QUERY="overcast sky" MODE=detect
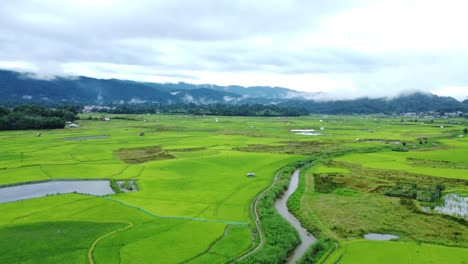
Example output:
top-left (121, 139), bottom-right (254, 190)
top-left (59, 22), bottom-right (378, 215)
top-left (0, 0), bottom-right (467, 100)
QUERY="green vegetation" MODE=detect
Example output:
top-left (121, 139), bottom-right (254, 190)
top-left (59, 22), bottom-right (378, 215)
top-left (0, 114), bottom-right (303, 263)
top-left (114, 146), bottom-right (175, 164)
top-left (297, 238), bottom-right (336, 264)
top-left (0, 113), bottom-right (466, 263)
top-left (385, 182), bottom-right (445, 202)
top-left (109, 179), bottom-right (122, 194)
top-left (104, 103), bottom-right (307, 117)
top-left (0, 221), bottom-right (126, 264)
top-left (0, 105), bottom-right (79, 130)
top-left (337, 240), bottom-right (468, 264)
top-left (238, 162), bottom-right (306, 264)
top-left (120, 179), bottom-right (135, 191)
top-left (286, 117), bottom-right (468, 263)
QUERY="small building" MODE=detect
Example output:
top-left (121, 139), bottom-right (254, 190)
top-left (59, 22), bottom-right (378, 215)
top-left (69, 124), bottom-right (80, 128)
top-left (99, 116), bottom-right (110, 121)
top-left (247, 172), bottom-right (256, 177)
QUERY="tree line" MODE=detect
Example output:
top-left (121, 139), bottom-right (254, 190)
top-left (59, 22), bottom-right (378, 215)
top-left (98, 103), bottom-right (308, 117)
top-left (279, 92), bottom-right (468, 114)
top-left (0, 105), bottom-right (79, 130)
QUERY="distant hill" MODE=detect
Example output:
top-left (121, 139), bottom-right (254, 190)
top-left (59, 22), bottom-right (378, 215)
top-left (279, 92), bottom-right (467, 114)
top-left (0, 69), bottom-right (466, 114)
top-left (0, 71), bottom-right (176, 105)
top-left (0, 70), bottom-right (311, 105)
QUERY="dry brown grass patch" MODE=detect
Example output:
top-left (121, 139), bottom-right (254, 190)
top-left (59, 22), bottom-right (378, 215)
top-left (114, 146), bottom-right (175, 164)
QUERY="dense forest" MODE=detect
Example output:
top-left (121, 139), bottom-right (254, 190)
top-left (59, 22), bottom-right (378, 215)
top-left (97, 103), bottom-right (307, 117)
top-left (279, 93), bottom-right (468, 114)
top-left (0, 105), bottom-right (79, 130)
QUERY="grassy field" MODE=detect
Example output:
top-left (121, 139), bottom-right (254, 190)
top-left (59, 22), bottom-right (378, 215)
top-left (287, 117), bottom-right (468, 263)
top-left (0, 221), bottom-right (126, 264)
top-left (0, 114), bottom-right (466, 263)
top-left (0, 114), bottom-right (305, 263)
top-left (335, 240), bottom-right (468, 264)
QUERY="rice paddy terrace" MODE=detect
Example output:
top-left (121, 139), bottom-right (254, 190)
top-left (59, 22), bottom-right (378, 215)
top-left (0, 114), bottom-right (466, 263)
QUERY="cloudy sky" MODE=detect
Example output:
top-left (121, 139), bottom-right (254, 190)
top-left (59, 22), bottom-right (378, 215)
top-left (1, 0), bottom-right (467, 100)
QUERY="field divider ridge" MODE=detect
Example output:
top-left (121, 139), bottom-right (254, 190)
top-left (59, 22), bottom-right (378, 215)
top-left (103, 196), bottom-right (249, 226)
top-left (87, 221), bottom-right (134, 264)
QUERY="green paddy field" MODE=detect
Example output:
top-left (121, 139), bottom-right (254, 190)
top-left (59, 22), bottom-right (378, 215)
top-left (0, 114), bottom-right (466, 263)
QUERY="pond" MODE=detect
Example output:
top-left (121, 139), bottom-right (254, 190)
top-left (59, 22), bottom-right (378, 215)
top-left (290, 129), bottom-right (322, 136)
top-left (62, 135), bottom-right (108, 140)
top-left (422, 193), bottom-right (468, 219)
top-left (364, 233), bottom-right (400, 240)
top-left (0, 180), bottom-right (114, 203)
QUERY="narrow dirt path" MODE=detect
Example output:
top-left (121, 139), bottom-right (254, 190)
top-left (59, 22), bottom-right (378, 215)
top-left (87, 221), bottom-right (134, 264)
top-left (235, 170), bottom-right (281, 261)
top-left (180, 225), bottom-right (231, 263)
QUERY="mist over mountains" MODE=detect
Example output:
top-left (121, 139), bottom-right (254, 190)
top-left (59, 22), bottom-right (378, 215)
top-left (0, 70), bottom-right (466, 114)
top-left (0, 70), bottom-right (311, 105)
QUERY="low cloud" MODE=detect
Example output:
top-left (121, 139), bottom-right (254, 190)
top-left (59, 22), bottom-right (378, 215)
top-left (0, 0), bottom-right (467, 100)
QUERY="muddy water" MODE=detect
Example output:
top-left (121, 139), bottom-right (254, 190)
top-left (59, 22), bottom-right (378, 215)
top-left (423, 193), bottom-right (468, 219)
top-left (275, 169), bottom-right (317, 263)
top-left (0, 180), bottom-right (114, 203)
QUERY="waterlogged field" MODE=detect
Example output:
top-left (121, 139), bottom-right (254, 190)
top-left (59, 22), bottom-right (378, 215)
top-left (0, 114), bottom-right (466, 263)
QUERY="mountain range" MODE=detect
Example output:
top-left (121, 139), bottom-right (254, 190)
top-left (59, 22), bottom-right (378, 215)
top-left (0, 70), bottom-right (310, 105)
top-left (0, 69), bottom-right (466, 114)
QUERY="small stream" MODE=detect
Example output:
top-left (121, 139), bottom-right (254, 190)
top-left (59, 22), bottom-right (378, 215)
top-left (275, 169), bottom-right (317, 263)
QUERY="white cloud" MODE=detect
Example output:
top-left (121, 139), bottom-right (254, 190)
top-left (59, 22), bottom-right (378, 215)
top-left (0, 0), bottom-right (467, 100)
top-left (432, 86), bottom-right (468, 101)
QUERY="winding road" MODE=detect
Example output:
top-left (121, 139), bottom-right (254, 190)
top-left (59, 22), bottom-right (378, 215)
top-left (275, 169), bottom-right (317, 263)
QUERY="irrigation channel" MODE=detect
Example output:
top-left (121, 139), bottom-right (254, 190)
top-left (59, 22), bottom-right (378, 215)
top-left (238, 168), bottom-right (317, 263)
top-left (275, 169), bottom-right (317, 263)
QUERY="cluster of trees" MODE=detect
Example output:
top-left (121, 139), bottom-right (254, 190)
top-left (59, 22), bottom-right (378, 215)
top-left (98, 103), bottom-right (307, 117)
top-left (385, 183), bottom-right (445, 202)
top-left (280, 92), bottom-right (468, 114)
top-left (0, 105), bottom-right (79, 130)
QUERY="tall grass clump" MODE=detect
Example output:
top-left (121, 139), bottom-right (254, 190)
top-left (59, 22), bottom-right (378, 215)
top-left (297, 238), bottom-right (336, 264)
